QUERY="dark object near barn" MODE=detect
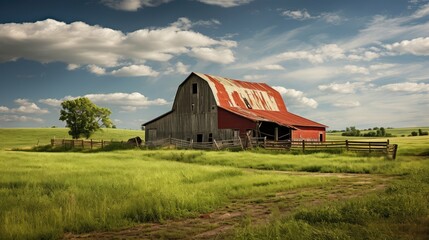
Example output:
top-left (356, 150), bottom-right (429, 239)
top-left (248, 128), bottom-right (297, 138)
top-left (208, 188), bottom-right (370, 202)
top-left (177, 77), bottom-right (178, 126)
top-left (127, 136), bottom-right (142, 146)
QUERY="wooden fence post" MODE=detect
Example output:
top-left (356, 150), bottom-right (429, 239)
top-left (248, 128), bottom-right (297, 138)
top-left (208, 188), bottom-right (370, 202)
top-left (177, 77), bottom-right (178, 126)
top-left (81, 139), bottom-right (84, 148)
top-left (263, 137), bottom-right (267, 148)
top-left (101, 140), bottom-right (104, 149)
top-left (51, 139), bottom-right (54, 147)
top-left (346, 140), bottom-right (349, 151)
top-left (302, 140), bottom-right (305, 153)
top-left (90, 139), bottom-right (93, 149)
top-left (213, 139), bottom-right (220, 150)
top-left (238, 137), bottom-right (244, 150)
top-left (189, 139), bottom-right (193, 149)
top-left (392, 144), bottom-right (398, 160)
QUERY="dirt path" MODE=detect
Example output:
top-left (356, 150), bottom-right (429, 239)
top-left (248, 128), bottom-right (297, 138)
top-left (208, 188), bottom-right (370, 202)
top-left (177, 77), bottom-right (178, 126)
top-left (64, 172), bottom-right (393, 240)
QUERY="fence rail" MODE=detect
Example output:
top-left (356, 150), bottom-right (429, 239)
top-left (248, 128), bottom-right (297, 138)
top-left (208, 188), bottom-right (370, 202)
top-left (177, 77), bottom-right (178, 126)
top-left (255, 138), bottom-right (398, 159)
top-left (51, 138), bottom-right (127, 149)
top-left (145, 137), bottom-right (244, 150)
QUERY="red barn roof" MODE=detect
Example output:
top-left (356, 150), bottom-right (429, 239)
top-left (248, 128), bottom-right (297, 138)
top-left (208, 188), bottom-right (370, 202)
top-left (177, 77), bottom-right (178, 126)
top-left (194, 72), bottom-right (326, 129)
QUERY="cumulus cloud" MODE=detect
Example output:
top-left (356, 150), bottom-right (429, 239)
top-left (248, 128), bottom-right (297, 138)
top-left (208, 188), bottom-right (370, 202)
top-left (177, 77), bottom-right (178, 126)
top-left (196, 0), bottom-right (253, 7)
top-left (0, 18), bottom-right (236, 76)
top-left (101, 0), bottom-right (173, 11)
top-left (379, 82), bottom-right (429, 93)
top-left (0, 115), bottom-right (44, 123)
top-left (1, 99), bottom-right (49, 114)
top-left (111, 65), bottom-right (159, 77)
top-left (282, 10), bottom-right (312, 20)
top-left (333, 101), bottom-right (361, 108)
top-left (385, 37), bottom-right (429, 56)
top-left (175, 62), bottom-right (189, 75)
top-left (273, 86), bottom-right (318, 108)
top-left (344, 65), bottom-right (369, 75)
top-left (39, 92), bottom-right (169, 108)
top-left (318, 82), bottom-right (363, 94)
top-left (190, 47), bottom-right (235, 64)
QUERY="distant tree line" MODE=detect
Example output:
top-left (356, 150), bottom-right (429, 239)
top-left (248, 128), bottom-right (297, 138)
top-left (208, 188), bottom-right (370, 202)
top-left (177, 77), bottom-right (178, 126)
top-left (411, 129), bottom-right (428, 136)
top-left (341, 126), bottom-right (394, 137)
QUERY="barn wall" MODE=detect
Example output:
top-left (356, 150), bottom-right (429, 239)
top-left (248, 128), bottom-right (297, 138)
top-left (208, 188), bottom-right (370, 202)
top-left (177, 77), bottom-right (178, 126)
top-left (146, 75), bottom-right (225, 142)
top-left (218, 108), bottom-right (256, 137)
top-left (292, 126), bottom-right (326, 142)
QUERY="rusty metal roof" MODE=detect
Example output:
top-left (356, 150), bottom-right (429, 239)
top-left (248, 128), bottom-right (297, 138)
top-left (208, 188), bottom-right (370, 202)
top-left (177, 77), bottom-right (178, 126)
top-left (194, 72), bottom-right (326, 128)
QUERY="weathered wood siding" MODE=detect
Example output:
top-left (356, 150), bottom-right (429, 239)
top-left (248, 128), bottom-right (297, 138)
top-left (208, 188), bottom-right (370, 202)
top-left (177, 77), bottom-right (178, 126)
top-left (145, 75), bottom-right (233, 141)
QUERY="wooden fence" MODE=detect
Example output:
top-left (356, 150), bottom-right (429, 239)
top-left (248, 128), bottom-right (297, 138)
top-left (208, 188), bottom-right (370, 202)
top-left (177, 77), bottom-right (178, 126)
top-left (51, 138), bottom-right (127, 149)
top-left (145, 137), bottom-right (244, 150)
top-left (252, 137), bottom-right (398, 159)
top-left (51, 137), bottom-right (398, 159)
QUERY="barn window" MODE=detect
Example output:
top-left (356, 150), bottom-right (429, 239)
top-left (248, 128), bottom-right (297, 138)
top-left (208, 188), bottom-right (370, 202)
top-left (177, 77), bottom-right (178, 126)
top-left (192, 83), bottom-right (198, 94)
top-left (233, 130), bottom-right (240, 138)
top-left (208, 133), bottom-right (213, 142)
top-left (243, 98), bottom-right (252, 109)
top-left (197, 134), bottom-right (203, 142)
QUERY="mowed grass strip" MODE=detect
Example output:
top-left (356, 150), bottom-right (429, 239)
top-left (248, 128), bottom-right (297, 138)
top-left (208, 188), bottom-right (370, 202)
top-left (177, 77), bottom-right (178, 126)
top-left (0, 150), bottom-right (332, 240)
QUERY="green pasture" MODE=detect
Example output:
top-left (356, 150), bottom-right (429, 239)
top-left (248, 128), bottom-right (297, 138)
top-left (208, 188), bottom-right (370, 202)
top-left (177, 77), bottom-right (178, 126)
top-left (0, 128), bottom-right (144, 150)
top-left (0, 127), bottom-right (428, 239)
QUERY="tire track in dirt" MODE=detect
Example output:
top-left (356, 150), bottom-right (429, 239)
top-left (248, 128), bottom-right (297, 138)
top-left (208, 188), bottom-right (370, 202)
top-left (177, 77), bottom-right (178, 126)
top-left (64, 172), bottom-right (394, 240)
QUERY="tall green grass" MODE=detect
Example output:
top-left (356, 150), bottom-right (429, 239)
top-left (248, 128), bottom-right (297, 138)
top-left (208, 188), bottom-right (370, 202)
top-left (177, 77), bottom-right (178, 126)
top-left (0, 150), bottom-right (331, 239)
top-left (231, 164), bottom-right (429, 240)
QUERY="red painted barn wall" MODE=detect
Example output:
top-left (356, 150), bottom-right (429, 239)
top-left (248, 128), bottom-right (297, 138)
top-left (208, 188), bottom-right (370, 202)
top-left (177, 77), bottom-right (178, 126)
top-left (218, 108), bottom-right (256, 134)
top-left (292, 126), bottom-right (326, 141)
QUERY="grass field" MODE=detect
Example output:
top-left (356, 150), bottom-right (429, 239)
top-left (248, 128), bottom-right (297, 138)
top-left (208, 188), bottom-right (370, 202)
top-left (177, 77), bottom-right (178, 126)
top-left (0, 128), bottom-right (144, 150)
top-left (0, 127), bottom-right (428, 239)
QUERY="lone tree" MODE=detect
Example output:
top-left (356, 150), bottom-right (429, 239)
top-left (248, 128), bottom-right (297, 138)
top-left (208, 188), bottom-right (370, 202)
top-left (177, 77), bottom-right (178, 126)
top-left (59, 97), bottom-right (112, 139)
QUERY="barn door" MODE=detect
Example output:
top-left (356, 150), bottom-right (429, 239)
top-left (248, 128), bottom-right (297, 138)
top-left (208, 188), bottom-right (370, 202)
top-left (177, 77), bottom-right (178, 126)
top-left (148, 129), bottom-right (157, 140)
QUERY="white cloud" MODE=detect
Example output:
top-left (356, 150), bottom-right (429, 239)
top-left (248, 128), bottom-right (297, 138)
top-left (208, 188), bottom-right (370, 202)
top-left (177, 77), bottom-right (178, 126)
top-left (282, 66), bottom-right (341, 82)
top-left (87, 65), bottom-right (106, 75)
top-left (196, 0), bottom-right (253, 7)
top-left (0, 18), bottom-right (236, 76)
top-left (39, 92), bottom-right (169, 108)
top-left (282, 9), bottom-right (343, 24)
top-left (255, 64), bottom-right (285, 70)
top-left (175, 62), bottom-right (189, 75)
top-left (412, 3), bottom-right (429, 18)
top-left (243, 74), bottom-right (266, 80)
top-left (344, 65), bottom-right (369, 75)
top-left (342, 4), bottom-right (429, 50)
top-left (101, 0), bottom-right (173, 11)
top-left (0, 115), bottom-right (44, 123)
top-left (0, 106), bottom-right (9, 112)
top-left (38, 98), bottom-right (63, 107)
top-left (385, 37), bottom-right (429, 56)
top-left (320, 13), bottom-right (343, 24)
top-left (120, 106), bottom-right (138, 112)
top-left (111, 65), bottom-right (159, 77)
top-left (1, 99), bottom-right (49, 114)
top-left (273, 86), bottom-right (318, 108)
top-left (333, 101), bottom-right (361, 108)
top-left (67, 64), bottom-right (80, 70)
top-left (190, 47), bottom-right (235, 64)
top-left (380, 82), bottom-right (429, 93)
top-left (282, 10), bottom-right (312, 20)
top-left (318, 82), bottom-right (363, 94)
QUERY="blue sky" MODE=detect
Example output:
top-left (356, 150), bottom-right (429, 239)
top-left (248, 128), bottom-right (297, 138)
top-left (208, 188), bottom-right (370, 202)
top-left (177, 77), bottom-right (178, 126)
top-left (0, 0), bottom-right (428, 130)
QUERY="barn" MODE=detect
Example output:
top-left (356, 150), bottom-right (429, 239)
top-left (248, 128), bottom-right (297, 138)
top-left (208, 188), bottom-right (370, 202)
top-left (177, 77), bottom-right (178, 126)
top-left (143, 72), bottom-right (326, 143)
